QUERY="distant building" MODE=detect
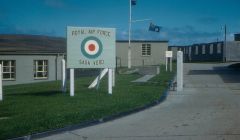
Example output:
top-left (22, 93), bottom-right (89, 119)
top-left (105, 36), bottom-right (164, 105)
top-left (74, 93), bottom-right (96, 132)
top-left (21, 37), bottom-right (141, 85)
top-left (170, 40), bottom-right (240, 62)
top-left (168, 45), bottom-right (186, 61)
top-left (226, 41), bottom-right (240, 61)
top-left (235, 34), bottom-right (240, 41)
top-left (116, 40), bottom-right (168, 67)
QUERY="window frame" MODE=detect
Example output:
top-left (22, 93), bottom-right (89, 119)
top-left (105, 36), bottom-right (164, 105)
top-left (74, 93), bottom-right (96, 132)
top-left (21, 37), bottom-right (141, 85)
top-left (0, 60), bottom-right (16, 81)
top-left (195, 46), bottom-right (198, 55)
top-left (33, 60), bottom-right (48, 80)
top-left (202, 45), bottom-right (206, 54)
top-left (210, 44), bottom-right (214, 54)
top-left (142, 44), bottom-right (151, 56)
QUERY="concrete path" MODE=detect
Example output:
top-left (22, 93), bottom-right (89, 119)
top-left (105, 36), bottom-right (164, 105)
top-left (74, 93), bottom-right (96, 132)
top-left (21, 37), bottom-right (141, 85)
top-left (38, 63), bottom-right (240, 140)
top-left (132, 75), bottom-right (156, 83)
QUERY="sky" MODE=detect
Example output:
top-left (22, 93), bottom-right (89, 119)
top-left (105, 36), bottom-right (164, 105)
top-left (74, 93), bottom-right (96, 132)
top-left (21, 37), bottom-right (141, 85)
top-left (0, 0), bottom-right (240, 45)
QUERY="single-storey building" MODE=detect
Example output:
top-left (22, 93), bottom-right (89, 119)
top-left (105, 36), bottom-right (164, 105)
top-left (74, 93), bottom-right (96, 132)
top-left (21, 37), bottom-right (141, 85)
top-left (0, 35), bottom-right (168, 85)
top-left (169, 38), bottom-right (240, 62)
top-left (116, 40), bottom-right (168, 67)
top-left (169, 42), bottom-right (224, 62)
top-left (188, 42), bottom-right (224, 62)
top-left (168, 45), bottom-right (184, 61)
top-left (235, 33), bottom-right (240, 41)
top-left (0, 35), bottom-right (65, 85)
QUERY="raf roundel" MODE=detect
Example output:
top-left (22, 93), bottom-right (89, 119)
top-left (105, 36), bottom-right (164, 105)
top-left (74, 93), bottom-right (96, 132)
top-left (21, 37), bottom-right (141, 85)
top-left (81, 36), bottom-right (103, 59)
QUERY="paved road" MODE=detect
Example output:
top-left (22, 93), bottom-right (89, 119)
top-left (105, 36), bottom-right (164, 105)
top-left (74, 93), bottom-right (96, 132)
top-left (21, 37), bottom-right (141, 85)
top-left (39, 63), bottom-right (240, 140)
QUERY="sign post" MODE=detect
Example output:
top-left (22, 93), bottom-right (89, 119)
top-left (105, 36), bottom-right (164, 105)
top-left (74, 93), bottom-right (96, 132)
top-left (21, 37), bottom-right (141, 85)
top-left (61, 59), bottom-right (66, 93)
top-left (112, 68), bottom-right (115, 87)
top-left (165, 51), bottom-right (173, 72)
top-left (108, 69), bottom-right (113, 94)
top-left (70, 69), bottom-right (74, 96)
top-left (67, 27), bottom-right (116, 96)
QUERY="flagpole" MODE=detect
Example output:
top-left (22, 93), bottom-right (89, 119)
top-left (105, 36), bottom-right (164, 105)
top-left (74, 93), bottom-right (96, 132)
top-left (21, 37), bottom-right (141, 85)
top-left (128, 0), bottom-right (132, 69)
top-left (127, 0), bottom-right (156, 69)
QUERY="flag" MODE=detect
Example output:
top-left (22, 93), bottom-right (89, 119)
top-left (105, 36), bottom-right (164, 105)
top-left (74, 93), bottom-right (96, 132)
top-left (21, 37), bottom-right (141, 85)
top-left (131, 0), bottom-right (136, 6)
top-left (149, 23), bottom-right (161, 32)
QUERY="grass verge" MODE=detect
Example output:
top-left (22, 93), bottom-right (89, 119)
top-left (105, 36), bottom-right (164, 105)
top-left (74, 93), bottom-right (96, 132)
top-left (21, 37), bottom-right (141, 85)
top-left (0, 65), bottom-right (175, 139)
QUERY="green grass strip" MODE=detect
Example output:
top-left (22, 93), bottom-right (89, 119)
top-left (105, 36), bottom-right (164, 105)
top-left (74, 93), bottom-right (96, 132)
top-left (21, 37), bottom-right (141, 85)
top-left (0, 65), bottom-right (175, 139)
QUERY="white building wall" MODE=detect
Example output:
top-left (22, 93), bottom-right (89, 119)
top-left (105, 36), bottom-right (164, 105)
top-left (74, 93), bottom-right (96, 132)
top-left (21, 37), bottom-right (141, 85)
top-left (0, 54), bottom-right (64, 85)
top-left (116, 41), bottom-right (168, 67)
top-left (226, 41), bottom-right (240, 61)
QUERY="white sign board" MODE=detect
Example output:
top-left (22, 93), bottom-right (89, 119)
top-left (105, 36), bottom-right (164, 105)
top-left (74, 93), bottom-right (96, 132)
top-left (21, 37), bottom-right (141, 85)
top-left (67, 27), bottom-right (116, 68)
top-left (165, 51), bottom-right (173, 58)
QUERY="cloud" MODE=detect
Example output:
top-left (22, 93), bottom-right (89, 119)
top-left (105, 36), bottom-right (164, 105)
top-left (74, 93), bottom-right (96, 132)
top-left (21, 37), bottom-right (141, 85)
top-left (0, 23), bottom-right (22, 34)
top-left (0, 22), bottom-right (59, 37)
top-left (117, 25), bottom-right (223, 45)
top-left (197, 17), bottom-right (219, 25)
top-left (117, 27), bottom-right (166, 41)
top-left (117, 29), bottom-right (128, 40)
top-left (160, 26), bottom-right (222, 45)
top-left (24, 29), bottom-right (57, 36)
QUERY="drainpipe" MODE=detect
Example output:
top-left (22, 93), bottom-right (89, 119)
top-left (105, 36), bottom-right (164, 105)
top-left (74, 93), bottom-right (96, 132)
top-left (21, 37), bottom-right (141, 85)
top-left (55, 54), bottom-right (58, 81)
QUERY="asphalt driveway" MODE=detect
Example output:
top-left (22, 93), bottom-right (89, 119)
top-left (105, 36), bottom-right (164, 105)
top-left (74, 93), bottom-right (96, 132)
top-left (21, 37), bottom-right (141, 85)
top-left (38, 63), bottom-right (240, 140)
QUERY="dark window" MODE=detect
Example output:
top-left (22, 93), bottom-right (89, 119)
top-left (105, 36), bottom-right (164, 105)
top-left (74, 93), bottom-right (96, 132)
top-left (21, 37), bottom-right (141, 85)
top-left (142, 44), bottom-right (151, 56)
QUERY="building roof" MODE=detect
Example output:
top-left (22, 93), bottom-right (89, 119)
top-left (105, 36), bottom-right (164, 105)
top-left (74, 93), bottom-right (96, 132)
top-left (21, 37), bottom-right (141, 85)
top-left (0, 35), bottom-right (168, 54)
top-left (169, 45), bottom-right (187, 48)
top-left (169, 41), bottom-right (224, 48)
top-left (117, 40), bottom-right (168, 43)
top-left (0, 34), bottom-right (66, 54)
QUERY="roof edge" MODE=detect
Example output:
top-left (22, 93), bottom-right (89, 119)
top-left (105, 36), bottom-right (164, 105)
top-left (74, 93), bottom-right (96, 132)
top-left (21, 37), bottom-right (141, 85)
top-left (117, 40), bottom-right (168, 43)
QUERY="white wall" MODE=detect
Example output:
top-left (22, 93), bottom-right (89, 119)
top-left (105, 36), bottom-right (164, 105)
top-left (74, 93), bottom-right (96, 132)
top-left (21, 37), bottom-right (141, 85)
top-left (0, 54), bottom-right (64, 85)
top-left (116, 41), bottom-right (168, 67)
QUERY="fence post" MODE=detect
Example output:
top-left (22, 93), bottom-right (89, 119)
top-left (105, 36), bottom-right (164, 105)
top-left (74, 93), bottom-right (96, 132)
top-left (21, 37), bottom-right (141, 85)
top-left (170, 57), bottom-right (172, 72)
top-left (157, 66), bottom-right (160, 75)
top-left (177, 51), bottom-right (183, 91)
top-left (165, 57), bottom-right (168, 71)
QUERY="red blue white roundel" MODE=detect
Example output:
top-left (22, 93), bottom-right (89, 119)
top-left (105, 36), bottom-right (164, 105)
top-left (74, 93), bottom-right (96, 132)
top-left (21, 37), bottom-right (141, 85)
top-left (81, 36), bottom-right (103, 59)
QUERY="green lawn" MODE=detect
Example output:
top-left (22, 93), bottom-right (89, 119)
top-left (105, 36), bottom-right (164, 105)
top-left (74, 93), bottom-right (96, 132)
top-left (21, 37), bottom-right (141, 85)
top-left (0, 65), bottom-right (175, 139)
